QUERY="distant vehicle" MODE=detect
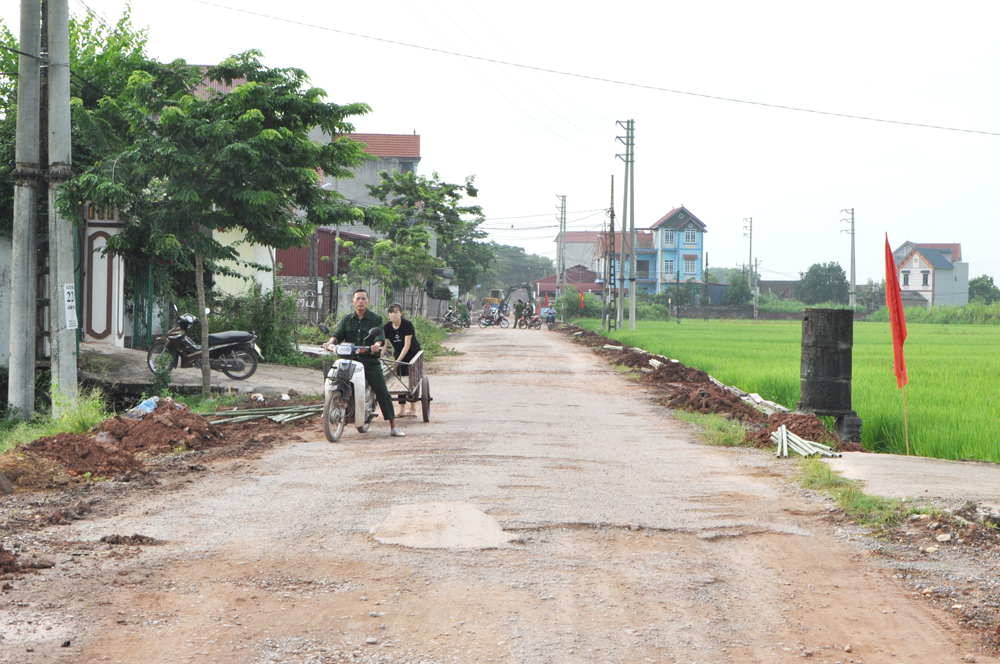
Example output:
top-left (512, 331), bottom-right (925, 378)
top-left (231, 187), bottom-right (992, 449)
top-left (482, 288), bottom-right (504, 310)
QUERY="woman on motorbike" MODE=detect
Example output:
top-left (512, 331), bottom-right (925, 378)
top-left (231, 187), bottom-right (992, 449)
top-left (384, 303), bottom-right (422, 418)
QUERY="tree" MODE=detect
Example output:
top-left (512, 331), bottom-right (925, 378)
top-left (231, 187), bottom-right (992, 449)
top-left (71, 50), bottom-right (373, 396)
top-left (969, 275), bottom-right (1000, 304)
top-left (475, 244), bottom-right (553, 295)
top-left (723, 273), bottom-right (751, 305)
top-left (797, 262), bottom-right (849, 305)
top-left (365, 170), bottom-right (492, 295)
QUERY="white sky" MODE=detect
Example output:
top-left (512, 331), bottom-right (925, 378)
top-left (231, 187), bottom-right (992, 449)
top-left (4, 0), bottom-right (999, 283)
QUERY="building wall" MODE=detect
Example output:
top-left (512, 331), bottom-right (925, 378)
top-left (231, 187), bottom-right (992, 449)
top-left (0, 236), bottom-right (11, 367)
top-left (82, 225), bottom-right (126, 347)
top-left (213, 228), bottom-right (275, 297)
top-left (935, 261), bottom-right (969, 306)
top-left (562, 241), bottom-right (600, 272)
top-left (654, 227), bottom-right (704, 293)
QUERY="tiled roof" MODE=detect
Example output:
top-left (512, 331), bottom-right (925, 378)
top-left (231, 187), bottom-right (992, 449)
top-left (914, 248), bottom-right (954, 270)
top-left (916, 243), bottom-right (962, 262)
top-left (650, 206), bottom-right (707, 231)
top-left (346, 133), bottom-right (421, 159)
top-left (191, 66), bottom-right (247, 99)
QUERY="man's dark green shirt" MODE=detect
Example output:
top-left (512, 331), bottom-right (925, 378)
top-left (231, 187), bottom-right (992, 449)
top-left (333, 309), bottom-right (386, 363)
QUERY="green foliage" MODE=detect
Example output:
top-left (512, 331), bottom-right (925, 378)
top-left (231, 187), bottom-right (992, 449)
top-left (475, 244), bottom-right (554, 296)
top-left (578, 318), bottom-right (1000, 464)
top-left (798, 262), bottom-right (849, 305)
top-left (865, 302), bottom-right (1000, 324)
top-left (723, 273), bottom-right (751, 305)
top-left (672, 411), bottom-right (750, 447)
top-left (150, 349), bottom-right (174, 396)
top-left (410, 316), bottom-right (454, 360)
top-left (969, 275), bottom-right (1000, 305)
top-left (364, 170), bottom-right (491, 294)
top-left (170, 392), bottom-right (243, 413)
top-left (0, 387), bottom-right (110, 454)
top-left (555, 286), bottom-right (601, 318)
top-left (798, 459), bottom-right (906, 528)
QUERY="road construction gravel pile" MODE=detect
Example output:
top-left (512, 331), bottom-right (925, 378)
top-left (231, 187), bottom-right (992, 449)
top-left (24, 434), bottom-right (143, 478)
top-left (98, 399), bottom-right (224, 454)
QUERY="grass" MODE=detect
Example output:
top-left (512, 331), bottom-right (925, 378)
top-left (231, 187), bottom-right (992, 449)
top-left (578, 318), bottom-right (1000, 463)
top-left (0, 387), bottom-right (111, 454)
top-left (672, 410), bottom-right (749, 447)
top-left (798, 458), bottom-right (908, 528)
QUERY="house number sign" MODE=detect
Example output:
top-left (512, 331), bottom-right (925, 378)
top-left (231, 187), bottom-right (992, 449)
top-left (63, 283), bottom-right (79, 331)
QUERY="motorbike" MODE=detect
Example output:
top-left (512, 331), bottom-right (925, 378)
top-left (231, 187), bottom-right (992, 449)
top-left (478, 310), bottom-right (509, 328)
top-left (318, 324), bottom-right (380, 442)
top-left (544, 310), bottom-right (557, 330)
top-left (517, 312), bottom-right (542, 330)
top-left (147, 309), bottom-right (262, 380)
top-left (443, 307), bottom-right (471, 328)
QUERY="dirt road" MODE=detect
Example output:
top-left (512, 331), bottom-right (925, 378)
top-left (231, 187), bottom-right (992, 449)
top-left (1, 327), bottom-right (981, 663)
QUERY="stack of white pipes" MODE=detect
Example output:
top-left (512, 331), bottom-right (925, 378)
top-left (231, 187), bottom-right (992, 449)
top-left (772, 424), bottom-right (842, 458)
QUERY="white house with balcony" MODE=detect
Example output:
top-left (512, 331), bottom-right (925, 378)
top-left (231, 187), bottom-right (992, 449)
top-left (893, 242), bottom-right (968, 307)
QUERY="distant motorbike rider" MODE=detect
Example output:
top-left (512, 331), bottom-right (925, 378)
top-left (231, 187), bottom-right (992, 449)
top-left (323, 289), bottom-right (404, 437)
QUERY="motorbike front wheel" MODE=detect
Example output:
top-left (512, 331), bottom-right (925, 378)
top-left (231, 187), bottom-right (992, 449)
top-left (531, 319), bottom-right (542, 330)
top-left (499, 318), bottom-right (509, 329)
top-left (516, 319), bottom-right (526, 329)
top-left (478, 318), bottom-right (488, 328)
top-left (220, 345), bottom-right (258, 380)
top-left (357, 385), bottom-right (375, 433)
top-left (146, 341), bottom-right (178, 374)
top-left (324, 393), bottom-right (348, 442)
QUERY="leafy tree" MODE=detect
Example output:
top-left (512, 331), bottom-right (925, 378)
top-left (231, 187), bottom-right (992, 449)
top-left (71, 50), bottom-right (373, 396)
top-left (797, 262), bottom-right (849, 305)
top-left (475, 243), bottom-right (553, 295)
top-left (723, 273), bottom-right (752, 305)
top-left (366, 170), bottom-right (491, 294)
top-left (969, 275), bottom-right (1000, 304)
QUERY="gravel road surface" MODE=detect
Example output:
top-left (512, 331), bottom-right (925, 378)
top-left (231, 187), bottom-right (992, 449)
top-left (2, 327), bottom-right (981, 663)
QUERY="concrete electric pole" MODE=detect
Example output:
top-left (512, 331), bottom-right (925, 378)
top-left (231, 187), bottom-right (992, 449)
top-left (842, 208), bottom-right (856, 310)
top-left (46, 0), bottom-right (78, 417)
top-left (556, 194), bottom-right (566, 298)
top-left (8, 0), bottom-right (42, 418)
top-left (615, 119), bottom-right (634, 330)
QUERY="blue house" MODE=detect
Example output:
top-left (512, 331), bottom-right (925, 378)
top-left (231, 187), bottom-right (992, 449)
top-left (648, 206), bottom-right (707, 293)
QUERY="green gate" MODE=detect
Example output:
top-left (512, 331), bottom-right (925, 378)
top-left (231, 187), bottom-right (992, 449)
top-left (131, 263), bottom-right (154, 350)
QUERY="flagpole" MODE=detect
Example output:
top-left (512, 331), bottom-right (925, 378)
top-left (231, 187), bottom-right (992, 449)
top-left (902, 384), bottom-right (910, 456)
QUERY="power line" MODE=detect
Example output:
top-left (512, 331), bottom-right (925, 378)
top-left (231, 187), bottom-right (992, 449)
top-left (191, 0), bottom-right (1000, 138)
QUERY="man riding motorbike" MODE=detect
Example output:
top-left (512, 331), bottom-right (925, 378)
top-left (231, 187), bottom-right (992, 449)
top-left (323, 289), bottom-right (404, 437)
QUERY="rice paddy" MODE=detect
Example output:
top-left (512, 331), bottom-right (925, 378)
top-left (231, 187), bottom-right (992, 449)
top-left (579, 318), bottom-right (1000, 463)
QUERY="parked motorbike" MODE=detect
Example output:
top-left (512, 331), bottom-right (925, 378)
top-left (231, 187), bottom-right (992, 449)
top-left (146, 309), bottom-right (262, 380)
top-left (478, 310), bottom-right (509, 328)
top-left (443, 307), bottom-right (471, 328)
top-left (318, 324), bottom-right (380, 442)
top-left (517, 312), bottom-right (542, 330)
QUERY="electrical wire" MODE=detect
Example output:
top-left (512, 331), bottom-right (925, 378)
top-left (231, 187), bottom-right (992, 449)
top-left (190, 0), bottom-right (1000, 138)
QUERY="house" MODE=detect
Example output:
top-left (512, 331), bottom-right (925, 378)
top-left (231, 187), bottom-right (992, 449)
top-left (583, 206), bottom-right (708, 297)
top-left (532, 265), bottom-right (604, 303)
top-left (758, 280), bottom-right (797, 301)
top-left (893, 242), bottom-right (969, 307)
top-left (553, 231), bottom-right (605, 273)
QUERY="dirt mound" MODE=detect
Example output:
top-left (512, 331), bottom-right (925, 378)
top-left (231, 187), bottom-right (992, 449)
top-left (25, 434), bottom-right (141, 478)
top-left (0, 449), bottom-right (69, 488)
top-left (100, 533), bottom-right (164, 546)
top-left (745, 412), bottom-right (841, 448)
top-left (98, 399), bottom-right (224, 455)
top-left (0, 545), bottom-right (20, 576)
top-left (661, 384), bottom-right (768, 424)
top-left (645, 361), bottom-right (712, 385)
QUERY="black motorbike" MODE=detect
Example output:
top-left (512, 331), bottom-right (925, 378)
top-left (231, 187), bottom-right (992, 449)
top-left (147, 310), bottom-right (263, 380)
top-left (478, 310), bottom-right (509, 328)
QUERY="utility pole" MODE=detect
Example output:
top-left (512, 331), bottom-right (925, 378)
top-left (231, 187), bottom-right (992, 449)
top-left (615, 119), bottom-right (634, 329)
top-left (8, 0), bottom-right (42, 418)
top-left (603, 175), bottom-right (614, 329)
top-left (753, 258), bottom-right (760, 321)
top-left (842, 208), bottom-right (856, 310)
top-left (46, 0), bottom-right (77, 417)
top-left (555, 194), bottom-right (566, 298)
top-left (743, 217), bottom-right (753, 291)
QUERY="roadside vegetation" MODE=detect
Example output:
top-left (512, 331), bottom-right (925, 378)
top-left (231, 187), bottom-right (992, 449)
top-left (0, 388), bottom-right (110, 455)
top-left (577, 318), bottom-right (1000, 464)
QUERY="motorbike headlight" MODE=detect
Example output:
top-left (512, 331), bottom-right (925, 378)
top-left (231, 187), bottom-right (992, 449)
top-left (336, 344), bottom-right (353, 357)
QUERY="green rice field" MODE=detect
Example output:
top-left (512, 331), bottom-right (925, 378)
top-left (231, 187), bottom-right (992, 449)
top-left (578, 319), bottom-right (1000, 463)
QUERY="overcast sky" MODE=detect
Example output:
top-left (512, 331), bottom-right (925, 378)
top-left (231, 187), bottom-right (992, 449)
top-left (4, 0), bottom-right (999, 284)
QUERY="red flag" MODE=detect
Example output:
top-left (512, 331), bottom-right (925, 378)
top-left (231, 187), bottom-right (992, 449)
top-left (544, 293), bottom-right (548, 306)
top-left (884, 234), bottom-right (908, 388)
top-left (580, 290), bottom-right (585, 309)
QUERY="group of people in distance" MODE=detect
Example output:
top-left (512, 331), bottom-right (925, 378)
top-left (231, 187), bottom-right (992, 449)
top-left (322, 289), bottom-right (423, 438)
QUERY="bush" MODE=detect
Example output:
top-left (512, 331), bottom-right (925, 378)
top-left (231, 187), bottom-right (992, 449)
top-left (0, 387), bottom-right (111, 454)
top-left (556, 286), bottom-right (602, 319)
top-left (174, 285), bottom-right (301, 363)
top-left (865, 302), bottom-right (1000, 325)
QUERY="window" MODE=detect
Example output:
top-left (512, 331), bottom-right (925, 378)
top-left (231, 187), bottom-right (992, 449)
top-left (663, 229), bottom-right (674, 245)
top-left (922, 272), bottom-right (929, 286)
top-left (664, 259), bottom-right (674, 276)
top-left (685, 229), bottom-right (697, 244)
top-left (635, 260), bottom-right (650, 279)
top-left (684, 258), bottom-right (696, 273)
top-left (902, 272), bottom-right (909, 286)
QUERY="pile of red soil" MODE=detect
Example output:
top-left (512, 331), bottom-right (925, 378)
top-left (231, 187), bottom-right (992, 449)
top-left (24, 434), bottom-right (142, 477)
top-left (660, 383), bottom-right (769, 424)
top-left (100, 533), bottom-right (163, 546)
top-left (0, 545), bottom-right (20, 576)
top-left (98, 400), bottom-right (224, 455)
top-left (745, 412), bottom-right (842, 448)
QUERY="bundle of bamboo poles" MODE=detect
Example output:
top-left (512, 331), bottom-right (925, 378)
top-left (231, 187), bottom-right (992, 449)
top-left (772, 424), bottom-right (841, 458)
top-left (208, 404), bottom-right (323, 425)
